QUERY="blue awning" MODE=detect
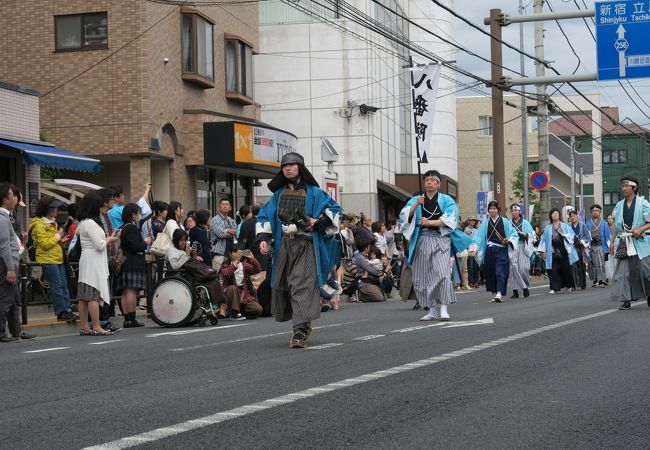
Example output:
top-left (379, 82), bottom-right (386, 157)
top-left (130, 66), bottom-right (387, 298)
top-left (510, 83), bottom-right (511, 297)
top-left (0, 139), bottom-right (102, 175)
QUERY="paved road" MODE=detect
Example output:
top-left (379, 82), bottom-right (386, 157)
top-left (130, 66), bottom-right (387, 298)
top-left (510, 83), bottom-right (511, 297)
top-left (3, 281), bottom-right (650, 449)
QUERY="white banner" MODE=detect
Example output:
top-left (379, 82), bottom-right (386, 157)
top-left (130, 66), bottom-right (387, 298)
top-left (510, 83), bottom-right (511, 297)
top-left (410, 64), bottom-right (441, 161)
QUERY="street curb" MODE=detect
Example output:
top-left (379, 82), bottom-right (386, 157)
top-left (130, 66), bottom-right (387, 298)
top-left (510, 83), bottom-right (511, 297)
top-left (22, 312), bottom-right (155, 338)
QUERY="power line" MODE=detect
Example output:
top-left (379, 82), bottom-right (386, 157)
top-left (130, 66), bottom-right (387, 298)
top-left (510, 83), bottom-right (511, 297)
top-left (546, 0), bottom-right (581, 74)
top-left (429, 0), bottom-right (552, 69)
top-left (368, 0), bottom-right (524, 76)
top-left (458, 114), bottom-right (521, 132)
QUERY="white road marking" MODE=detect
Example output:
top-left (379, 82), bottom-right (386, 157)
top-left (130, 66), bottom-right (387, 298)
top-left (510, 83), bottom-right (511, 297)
top-left (390, 318), bottom-right (494, 334)
top-left (390, 322), bottom-right (446, 333)
top-left (353, 334), bottom-right (385, 341)
top-left (306, 343), bottom-right (344, 350)
top-left (23, 347), bottom-right (70, 354)
top-left (89, 339), bottom-right (127, 345)
top-left (146, 324), bottom-right (250, 337)
top-left (167, 321), bottom-right (365, 352)
top-left (443, 318), bottom-right (494, 328)
top-left (83, 308), bottom-right (617, 450)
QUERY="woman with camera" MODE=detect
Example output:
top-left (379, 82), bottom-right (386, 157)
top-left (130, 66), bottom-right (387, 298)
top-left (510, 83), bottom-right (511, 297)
top-left (220, 246), bottom-right (262, 320)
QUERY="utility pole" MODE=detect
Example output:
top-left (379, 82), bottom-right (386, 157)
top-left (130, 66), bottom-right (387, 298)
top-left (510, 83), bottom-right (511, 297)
top-left (534, 0), bottom-right (550, 225)
top-left (570, 135), bottom-right (576, 209)
top-left (579, 166), bottom-right (584, 212)
top-left (485, 9), bottom-right (506, 210)
top-left (519, 0), bottom-right (529, 220)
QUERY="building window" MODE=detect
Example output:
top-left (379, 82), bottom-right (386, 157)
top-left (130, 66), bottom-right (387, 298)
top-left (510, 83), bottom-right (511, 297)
top-left (480, 171), bottom-right (494, 192)
top-left (603, 149), bottom-right (627, 164)
top-left (225, 35), bottom-right (254, 104)
top-left (479, 115), bottom-right (493, 136)
top-left (181, 10), bottom-right (214, 88)
top-left (583, 183), bottom-right (594, 196)
top-left (55, 13), bottom-right (108, 51)
top-left (604, 191), bottom-right (620, 205)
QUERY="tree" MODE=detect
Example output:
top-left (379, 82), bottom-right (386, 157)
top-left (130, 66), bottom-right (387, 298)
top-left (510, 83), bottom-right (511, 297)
top-left (511, 166), bottom-right (540, 228)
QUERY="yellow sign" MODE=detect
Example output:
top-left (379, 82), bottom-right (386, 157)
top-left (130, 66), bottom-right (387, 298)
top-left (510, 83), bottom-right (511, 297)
top-left (233, 122), bottom-right (297, 168)
top-left (234, 123), bottom-right (255, 163)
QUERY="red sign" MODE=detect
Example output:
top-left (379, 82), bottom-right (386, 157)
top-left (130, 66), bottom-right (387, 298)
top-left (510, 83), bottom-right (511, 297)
top-left (529, 171), bottom-right (549, 191)
top-left (325, 181), bottom-right (338, 202)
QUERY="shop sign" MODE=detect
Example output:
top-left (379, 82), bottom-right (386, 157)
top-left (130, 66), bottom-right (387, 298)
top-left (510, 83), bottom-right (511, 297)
top-left (234, 123), bottom-right (298, 168)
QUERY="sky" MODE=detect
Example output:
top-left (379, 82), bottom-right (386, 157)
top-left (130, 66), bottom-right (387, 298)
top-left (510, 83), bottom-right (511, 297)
top-left (450, 0), bottom-right (650, 127)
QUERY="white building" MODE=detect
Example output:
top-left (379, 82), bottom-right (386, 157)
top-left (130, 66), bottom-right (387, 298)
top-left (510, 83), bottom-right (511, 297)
top-left (254, 0), bottom-right (457, 221)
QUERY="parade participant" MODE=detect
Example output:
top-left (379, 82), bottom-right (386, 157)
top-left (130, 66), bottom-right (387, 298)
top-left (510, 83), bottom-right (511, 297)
top-left (474, 201), bottom-right (518, 303)
top-left (605, 214), bottom-right (615, 283)
top-left (508, 204), bottom-right (534, 298)
top-left (609, 176), bottom-right (650, 310)
top-left (569, 209), bottom-right (591, 291)
top-left (256, 152), bottom-right (341, 348)
top-left (586, 204), bottom-right (610, 287)
top-left (399, 170), bottom-right (473, 321)
top-left (539, 208), bottom-right (578, 294)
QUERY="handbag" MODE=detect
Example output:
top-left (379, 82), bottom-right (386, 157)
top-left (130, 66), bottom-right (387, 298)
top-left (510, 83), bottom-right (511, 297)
top-left (150, 231), bottom-right (172, 257)
top-left (615, 238), bottom-right (629, 259)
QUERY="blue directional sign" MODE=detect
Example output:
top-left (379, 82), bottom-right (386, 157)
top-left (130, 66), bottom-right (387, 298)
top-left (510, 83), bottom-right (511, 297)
top-left (596, 1), bottom-right (650, 80)
top-left (476, 192), bottom-right (489, 218)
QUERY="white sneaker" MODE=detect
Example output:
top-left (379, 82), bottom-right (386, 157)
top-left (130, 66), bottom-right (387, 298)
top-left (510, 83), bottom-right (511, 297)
top-left (230, 313), bottom-right (247, 321)
top-left (549, 290), bottom-right (556, 294)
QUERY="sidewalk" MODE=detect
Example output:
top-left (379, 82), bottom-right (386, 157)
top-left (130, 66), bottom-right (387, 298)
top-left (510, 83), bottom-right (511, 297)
top-left (22, 304), bottom-right (154, 338)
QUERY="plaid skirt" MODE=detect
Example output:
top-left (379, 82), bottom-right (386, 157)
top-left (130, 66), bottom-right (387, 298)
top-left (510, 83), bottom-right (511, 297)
top-left (116, 270), bottom-right (147, 293)
top-left (77, 282), bottom-right (102, 303)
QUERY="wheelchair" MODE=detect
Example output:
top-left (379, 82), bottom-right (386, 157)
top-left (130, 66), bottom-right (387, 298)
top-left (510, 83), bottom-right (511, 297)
top-left (149, 267), bottom-right (219, 328)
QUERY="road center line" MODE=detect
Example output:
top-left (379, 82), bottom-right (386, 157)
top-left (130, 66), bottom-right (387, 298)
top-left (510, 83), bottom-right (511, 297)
top-left (83, 307), bottom-right (617, 450)
top-left (23, 347), bottom-right (70, 354)
top-left (146, 323), bottom-right (250, 338)
top-left (89, 339), bottom-right (127, 345)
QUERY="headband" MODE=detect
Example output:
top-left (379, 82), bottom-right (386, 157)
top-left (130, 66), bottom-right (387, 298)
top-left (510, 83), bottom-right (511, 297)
top-left (621, 179), bottom-right (638, 187)
top-left (510, 205), bottom-right (521, 212)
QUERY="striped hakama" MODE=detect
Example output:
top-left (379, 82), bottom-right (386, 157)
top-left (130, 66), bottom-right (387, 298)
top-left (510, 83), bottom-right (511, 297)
top-left (510, 243), bottom-right (530, 290)
top-left (411, 229), bottom-right (456, 307)
top-left (611, 255), bottom-right (650, 302)
top-left (272, 234), bottom-right (321, 326)
top-left (589, 245), bottom-right (606, 282)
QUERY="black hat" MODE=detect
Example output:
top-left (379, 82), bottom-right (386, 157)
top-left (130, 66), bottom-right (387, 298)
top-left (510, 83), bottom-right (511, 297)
top-left (268, 152), bottom-right (319, 192)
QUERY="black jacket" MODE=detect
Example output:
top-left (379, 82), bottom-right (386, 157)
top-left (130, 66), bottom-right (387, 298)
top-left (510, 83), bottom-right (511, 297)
top-left (188, 226), bottom-right (212, 266)
top-left (120, 222), bottom-right (147, 272)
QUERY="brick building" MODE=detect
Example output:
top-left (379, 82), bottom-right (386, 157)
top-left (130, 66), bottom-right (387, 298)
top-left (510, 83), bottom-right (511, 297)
top-left (0, 0), bottom-right (293, 212)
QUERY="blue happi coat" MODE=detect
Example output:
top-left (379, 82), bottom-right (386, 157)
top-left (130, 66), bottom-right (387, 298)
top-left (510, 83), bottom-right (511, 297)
top-left (612, 196), bottom-right (650, 260)
top-left (474, 216), bottom-right (519, 265)
top-left (539, 222), bottom-right (579, 269)
top-left (571, 220), bottom-right (592, 262)
top-left (399, 193), bottom-right (474, 264)
top-left (586, 218), bottom-right (611, 255)
top-left (256, 185), bottom-right (342, 287)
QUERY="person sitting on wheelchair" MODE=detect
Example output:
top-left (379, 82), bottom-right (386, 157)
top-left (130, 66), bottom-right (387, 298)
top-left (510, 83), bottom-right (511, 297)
top-left (165, 229), bottom-right (226, 316)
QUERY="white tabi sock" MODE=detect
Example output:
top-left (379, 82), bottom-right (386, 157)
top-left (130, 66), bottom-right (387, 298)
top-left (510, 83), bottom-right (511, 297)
top-left (427, 305), bottom-right (440, 317)
top-left (440, 304), bottom-right (448, 317)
